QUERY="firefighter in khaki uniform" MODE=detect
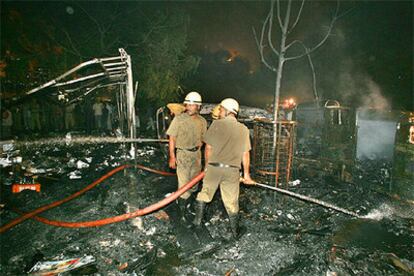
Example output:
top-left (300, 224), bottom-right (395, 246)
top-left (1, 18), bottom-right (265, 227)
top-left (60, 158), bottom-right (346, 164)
top-left (193, 98), bottom-right (254, 239)
top-left (166, 92), bottom-right (207, 217)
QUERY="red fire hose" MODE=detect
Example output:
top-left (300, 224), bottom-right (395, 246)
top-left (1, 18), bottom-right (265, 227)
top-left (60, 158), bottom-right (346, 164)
top-left (0, 164), bottom-right (191, 234)
top-left (13, 171), bottom-right (204, 228)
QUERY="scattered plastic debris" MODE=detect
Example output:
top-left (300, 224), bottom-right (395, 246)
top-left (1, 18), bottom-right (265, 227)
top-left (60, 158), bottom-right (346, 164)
top-left (12, 183), bottom-right (41, 193)
top-left (28, 255), bottom-right (95, 275)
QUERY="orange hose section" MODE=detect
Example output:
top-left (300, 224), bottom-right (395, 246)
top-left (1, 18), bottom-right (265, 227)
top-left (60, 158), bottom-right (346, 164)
top-left (0, 164), bottom-right (176, 234)
top-left (13, 171), bottom-right (204, 228)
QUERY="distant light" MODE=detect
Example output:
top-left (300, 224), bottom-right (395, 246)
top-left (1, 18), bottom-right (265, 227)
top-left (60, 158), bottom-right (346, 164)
top-left (66, 6), bottom-right (74, 15)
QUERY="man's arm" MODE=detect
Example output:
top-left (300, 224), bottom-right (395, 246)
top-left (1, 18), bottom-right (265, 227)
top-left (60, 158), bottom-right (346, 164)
top-left (168, 136), bottom-right (177, 169)
top-left (242, 151), bottom-right (255, 184)
top-left (204, 144), bottom-right (212, 170)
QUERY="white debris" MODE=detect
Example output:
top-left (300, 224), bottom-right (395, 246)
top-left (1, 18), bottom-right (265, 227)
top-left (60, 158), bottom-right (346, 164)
top-left (76, 160), bottom-right (89, 169)
top-left (2, 143), bottom-right (14, 152)
top-left (130, 217), bottom-right (144, 230)
top-left (85, 157), bottom-right (93, 163)
top-left (289, 179), bottom-right (301, 186)
top-left (209, 214), bottom-right (221, 224)
top-left (145, 226), bottom-right (156, 236)
top-left (145, 240), bottom-right (154, 250)
top-left (99, 239), bottom-right (121, 248)
top-left (65, 133), bottom-right (72, 145)
top-left (157, 249), bottom-right (166, 258)
top-left (13, 156), bottom-right (22, 163)
top-left (67, 158), bottom-right (76, 167)
top-left (68, 171), bottom-right (82, 179)
top-left (0, 158), bottom-right (12, 167)
top-left (287, 213), bottom-right (295, 221)
top-left (115, 128), bottom-right (123, 138)
top-left (99, 240), bottom-right (111, 247)
top-left (27, 167), bottom-right (46, 174)
top-left (129, 147), bottom-right (136, 159)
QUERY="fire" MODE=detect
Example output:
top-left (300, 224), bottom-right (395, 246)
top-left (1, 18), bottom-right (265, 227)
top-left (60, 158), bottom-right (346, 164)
top-left (282, 98), bottom-right (296, 109)
top-left (226, 49), bottom-right (239, 62)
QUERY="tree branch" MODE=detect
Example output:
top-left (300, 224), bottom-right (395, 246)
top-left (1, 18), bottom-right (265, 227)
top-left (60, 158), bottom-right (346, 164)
top-left (288, 0), bottom-right (305, 34)
top-left (253, 26), bottom-right (276, 72)
top-left (276, 0), bottom-right (283, 30)
top-left (268, 0), bottom-right (280, 56)
top-left (285, 0), bottom-right (340, 61)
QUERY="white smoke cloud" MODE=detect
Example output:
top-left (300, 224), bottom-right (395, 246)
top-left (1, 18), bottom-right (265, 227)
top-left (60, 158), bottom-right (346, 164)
top-left (362, 77), bottom-right (390, 110)
top-left (337, 58), bottom-right (391, 110)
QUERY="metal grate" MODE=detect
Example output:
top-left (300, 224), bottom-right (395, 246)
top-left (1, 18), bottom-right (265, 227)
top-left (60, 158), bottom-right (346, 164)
top-left (253, 119), bottom-right (296, 186)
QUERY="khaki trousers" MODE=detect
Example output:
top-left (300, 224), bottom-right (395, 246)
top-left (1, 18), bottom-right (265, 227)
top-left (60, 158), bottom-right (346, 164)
top-left (196, 165), bottom-right (240, 215)
top-left (176, 149), bottom-right (202, 199)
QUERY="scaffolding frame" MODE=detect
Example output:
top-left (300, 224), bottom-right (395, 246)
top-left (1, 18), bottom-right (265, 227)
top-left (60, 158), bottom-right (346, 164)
top-left (253, 119), bottom-right (296, 186)
top-left (24, 48), bottom-right (137, 156)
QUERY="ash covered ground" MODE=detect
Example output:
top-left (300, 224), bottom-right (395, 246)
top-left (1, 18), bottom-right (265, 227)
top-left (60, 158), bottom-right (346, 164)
top-left (0, 142), bottom-right (413, 275)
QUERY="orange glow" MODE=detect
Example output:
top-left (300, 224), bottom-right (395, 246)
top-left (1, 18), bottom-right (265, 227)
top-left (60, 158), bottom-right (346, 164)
top-left (282, 98), bottom-right (296, 109)
top-left (226, 49), bottom-right (239, 62)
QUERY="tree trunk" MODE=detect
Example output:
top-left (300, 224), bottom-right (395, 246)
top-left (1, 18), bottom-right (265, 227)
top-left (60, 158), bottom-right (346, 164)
top-left (272, 0), bottom-right (291, 149)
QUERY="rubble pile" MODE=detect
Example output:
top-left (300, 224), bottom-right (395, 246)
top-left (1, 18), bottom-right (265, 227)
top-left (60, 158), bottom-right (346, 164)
top-left (0, 143), bottom-right (413, 275)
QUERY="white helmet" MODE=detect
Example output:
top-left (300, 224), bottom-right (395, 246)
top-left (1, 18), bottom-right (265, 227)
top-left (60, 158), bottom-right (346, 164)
top-left (183, 91), bottom-right (202, 105)
top-left (220, 98), bottom-right (239, 114)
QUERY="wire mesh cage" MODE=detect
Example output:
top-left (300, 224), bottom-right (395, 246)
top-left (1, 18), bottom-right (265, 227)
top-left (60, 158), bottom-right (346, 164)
top-left (252, 119), bottom-right (296, 186)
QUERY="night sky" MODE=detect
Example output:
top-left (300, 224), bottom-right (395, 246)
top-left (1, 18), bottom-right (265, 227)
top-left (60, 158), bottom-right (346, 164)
top-left (1, 1), bottom-right (413, 110)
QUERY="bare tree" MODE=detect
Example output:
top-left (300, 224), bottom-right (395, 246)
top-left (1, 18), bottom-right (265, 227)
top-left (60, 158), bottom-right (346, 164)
top-left (253, 0), bottom-right (340, 122)
top-left (253, 0), bottom-right (343, 152)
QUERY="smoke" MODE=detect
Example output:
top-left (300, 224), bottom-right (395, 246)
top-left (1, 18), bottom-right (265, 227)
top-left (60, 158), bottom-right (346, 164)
top-left (337, 59), bottom-right (391, 110)
top-left (362, 77), bottom-right (390, 110)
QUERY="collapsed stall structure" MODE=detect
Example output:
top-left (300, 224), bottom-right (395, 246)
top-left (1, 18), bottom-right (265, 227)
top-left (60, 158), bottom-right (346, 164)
top-left (294, 100), bottom-right (414, 200)
top-left (24, 48), bottom-right (137, 153)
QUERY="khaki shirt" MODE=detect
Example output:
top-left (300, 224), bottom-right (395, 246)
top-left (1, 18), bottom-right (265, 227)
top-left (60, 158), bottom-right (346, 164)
top-left (204, 116), bottom-right (251, 168)
top-left (166, 113), bottom-right (207, 149)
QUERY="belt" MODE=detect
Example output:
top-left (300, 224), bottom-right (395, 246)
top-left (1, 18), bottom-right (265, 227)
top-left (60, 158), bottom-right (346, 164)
top-left (208, 162), bottom-right (239, 169)
top-left (177, 146), bottom-right (200, 152)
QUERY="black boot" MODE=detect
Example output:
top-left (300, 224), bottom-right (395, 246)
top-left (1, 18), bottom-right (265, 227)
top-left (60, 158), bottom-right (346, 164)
top-left (177, 198), bottom-right (188, 212)
top-left (193, 200), bottom-right (206, 227)
top-left (177, 198), bottom-right (188, 221)
top-left (228, 213), bottom-right (240, 240)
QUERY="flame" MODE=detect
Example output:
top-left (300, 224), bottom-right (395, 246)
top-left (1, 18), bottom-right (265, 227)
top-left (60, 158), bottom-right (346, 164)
top-left (226, 49), bottom-right (239, 62)
top-left (282, 98), bottom-right (296, 109)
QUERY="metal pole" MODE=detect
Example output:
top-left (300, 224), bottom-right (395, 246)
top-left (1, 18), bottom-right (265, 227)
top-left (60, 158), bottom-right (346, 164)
top-left (120, 48), bottom-right (137, 158)
top-left (253, 182), bottom-right (362, 218)
top-left (11, 137), bottom-right (168, 147)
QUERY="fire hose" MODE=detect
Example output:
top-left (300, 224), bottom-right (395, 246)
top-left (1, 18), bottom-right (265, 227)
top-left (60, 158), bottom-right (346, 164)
top-left (0, 164), bottom-right (202, 233)
top-left (1, 166), bottom-right (362, 233)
